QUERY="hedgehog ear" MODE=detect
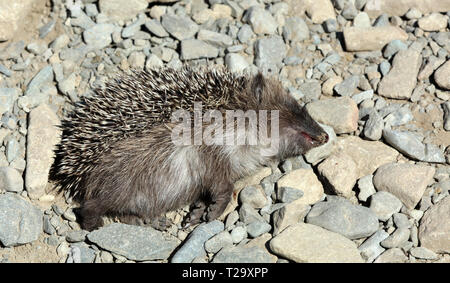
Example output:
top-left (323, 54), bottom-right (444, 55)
top-left (251, 73), bottom-right (265, 104)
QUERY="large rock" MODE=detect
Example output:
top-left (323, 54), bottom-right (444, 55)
top-left (161, 14), bottom-right (199, 41)
top-left (244, 6), bottom-right (278, 35)
top-left (304, 0), bottom-right (336, 24)
top-left (318, 153), bottom-right (358, 198)
top-left (418, 13), bottom-right (448, 31)
top-left (306, 198), bottom-right (379, 239)
top-left (98, 0), bottom-right (148, 22)
top-left (434, 60), bottom-right (450, 90)
top-left (0, 193), bottom-right (43, 247)
top-left (0, 0), bottom-right (36, 41)
top-left (277, 169), bottom-right (324, 207)
top-left (419, 196), bottom-right (450, 253)
top-left (25, 104), bottom-right (61, 199)
top-left (343, 26), bottom-right (408, 52)
top-left (87, 223), bottom-right (179, 261)
top-left (306, 97), bottom-right (358, 134)
top-left (377, 48), bottom-right (422, 99)
top-left (364, 0), bottom-right (450, 17)
top-left (269, 223), bottom-right (364, 262)
top-left (254, 35), bottom-right (287, 70)
top-left (180, 39), bottom-right (219, 60)
top-left (373, 163), bottom-right (435, 209)
top-left (83, 23), bottom-right (116, 50)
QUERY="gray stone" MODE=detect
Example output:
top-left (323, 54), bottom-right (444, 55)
top-left (393, 213), bottom-right (411, 229)
top-left (334, 75), bottom-right (360, 96)
top-left (213, 245), bottom-right (277, 263)
top-left (230, 226), bottom-right (247, 243)
top-left (283, 17), bottom-right (309, 43)
top-left (358, 230), bottom-right (389, 262)
top-left (410, 247), bottom-right (438, 260)
top-left (357, 174), bottom-right (376, 202)
top-left (122, 16), bottom-right (146, 38)
top-left (70, 11), bottom-right (95, 30)
top-left (171, 220), bottom-right (223, 263)
top-left (323, 18), bottom-right (337, 33)
top-left (88, 223), bottom-right (178, 261)
top-left (0, 64), bottom-right (12, 77)
top-left (66, 230), bottom-right (88, 243)
top-left (0, 167), bottom-right (23, 193)
top-left (254, 35), bottom-right (286, 70)
top-left (239, 203), bottom-right (265, 224)
top-left (277, 186), bottom-right (304, 203)
top-left (419, 195), bottom-right (450, 253)
top-left (374, 248), bottom-right (408, 263)
top-left (246, 221), bottom-right (272, 238)
top-left (383, 40), bottom-right (408, 59)
top-left (26, 104), bottom-right (61, 199)
top-left (352, 89), bottom-right (373, 104)
top-left (384, 106), bottom-right (413, 127)
top-left (239, 186), bottom-right (267, 208)
top-left (197, 29), bottom-right (233, 47)
top-left (68, 242), bottom-right (96, 263)
top-left (244, 6), bottom-right (278, 35)
top-left (0, 88), bottom-right (20, 117)
top-left (369, 191), bottom-right (403, 221)
top-left (364, 110), bottom-right (383, 141)
top-left (161, 14), bottom-right (199, 41)
top-left (379, 61), bottom-right (391, 76)
top-left (83, 23), bottom-right (116, 50)
top-left (204, 231), bottom-right (233, 253)
top-left (434, 60), bottom-right (450, 90)
top-left (306, 197), bottom-right (379, 239)
top-left (298, 81), bottom-right (321, 103)
top-left (144, 19), bottom-right (169, 37)
top-left (24, 66), bottom-right (54, 97)
top-left (382, 129), bottom-right (425, 161)
top-left (0, 193), bottom-right (43, 247)
top-left (353, 12), bottom-right (371, 27)
top-left (443, 102), bottom-right (450, 132)
top-left (237, 24), bottom-right (254, 43)
top-left (98, 0), bottom-right (148, 22)
top-left (380, 228), bottom-right (410, 248)
top-left (180, 39), bottom-right (218, 60)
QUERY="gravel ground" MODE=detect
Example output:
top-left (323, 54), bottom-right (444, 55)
top-left (0, 0), bottom-right (449, 263)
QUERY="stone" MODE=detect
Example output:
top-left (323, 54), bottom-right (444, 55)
top-left (83, 23), bottom-right (116, 50)
top-left (0, 167), bottom-right (23, 192)
top-left (380, 228), bottom-right (410, 248)
top-left (225, 53), bottom-right (249, 73)
top-left (197, 29), bottom-right (232, 47)
top-left (239, 186), bottom-right (267, 208)
top-left (306, 198), bottom-right (379, 239)
top-left (334, 75), bottom-right (360, 97)
top-left (343, 26), bottom-right (408, 51)
top-left (26, 104), bottom-right (61, 199)
top-left (374, 248), bottom-right (408, 263)
top-left (230, 226), bottom-right (247, 243)
top-left (204, 231), bottom-right (233, 253)
top-left (383, 40), bottom-right (408, 59)
top-left (418, 13), bottom-right (448, 31)
top-left (88, 223), bottom-right (178, 261)
top-left (0, 88), bottom-right (20, 117)
top-left (306, 97), bottom-right (358, 134)
top-left (245, 6), bottom-right (278, 35)
top-left (0, 0), bottom-right (35, 41)
top-left (283, 17), bottom-right (309, 43)
top-left (419, 195), bottom-right (450, 253)
top-left (171, 220), bottom-right (224, 263)
top-left (239, 203), bottom-right (265, 224)
top-left (254, 36), bottom-right (287, 70)
top-left (272, 201), bottom-right (310, 235)
top-left (322, 76), bottom-right (343, 96)
top-left (353, 12), bottom-right (371, 28)
top-left (66, 230), bottom-right (88, 243)
top-left (24, 65), bottom-right (54, 97)
top-left (269, 223), bottom-right (364, 263)
top-left (443, 102), bottom-right (450, 131)
top-left (382, 130), bottom-right (425, 161)
top-left (144, 19), bottom-right (169, 37)
top-left (161, 14), bottom-right (199, 41)
top-left (246, 221), bottom-right (272, 238)
top-left (373, 163), bottom-right (435, 210)
top-left (364, 110), bottom-right (383, 141)
top-left (213, 245), bottom-right (277, 263)
top-left (180, 39), bottom-right (218, 60)
top-left (318, 153), bottom-right (358, 198)
top-left (305, 0), bottom-right (336, 24)
top-left (0, 193), bottom-right (43, 247)
top-left (277, 169), bottom-right (324, 207)
top-left (364, 0), bottom-right (450, 17)
top-left (358, 230), bottom-right (389, 262)
top-left (410, 247), bottom-right (438, 260)
top-left (98, 0), bottom-right (148, 22)
top-left (358, 175), bottom-right (376, 202)
top-left (434, 60), bottom-right (450, 90)
top-left (377, 48), bottom-right (422, 99)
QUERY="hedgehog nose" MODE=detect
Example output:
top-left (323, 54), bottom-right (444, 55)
top-left (319, 132), bottom-right (329, 144)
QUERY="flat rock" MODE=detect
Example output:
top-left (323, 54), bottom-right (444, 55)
top-left (26, 104), bottom-right (61, 199)
top-left (277, 169), bottom-right (324, 207)
top-left (418, 13), bottom-right (448, 31)
top-left (373, 163), bottom-right (435, 209)
top-left (304, 0), bottom-right (336, 24)
top-left (419, 195), bottom-right (450, 253)
top-left (87, 223), bottom-right (178, 261)
top-left (98, 0), bottom-right (148, 22)
top-left (0, 193), bottom-right (43, 247)
top-left (306, 197), bottom-right (379, 239)
top-left (343, 26), bottom-right (408, 52)
top-left (161, 14), bottom-right (199, 41)
top-left (180, 39), bottom-right (218, 60)
top-left (269, 223), bottom-right (364, 263)
top-left (171, 220), bottom-right (224, 263)
top-left (434, 60), bottom-right (450, 90)
top-left (306, 97), bottom-right (358, 134)
top-left (369, 191), bottom-right (403, 221)
top-left (318, 152), bottom-right (358, 198)
top-left (378, 48), bottom-right (422, 99)
top-left (197, 29), bottom-right (233, 47)
top-left (83, 23), bottom-right (116, 50)
top-left (213, 245), bottom-right (277, 263)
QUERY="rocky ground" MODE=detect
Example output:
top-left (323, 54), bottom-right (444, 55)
top-left (0, 0), bottom-right (449, 263)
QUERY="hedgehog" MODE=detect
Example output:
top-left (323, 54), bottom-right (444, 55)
top-left (50, 66), bottom-right (329, 231)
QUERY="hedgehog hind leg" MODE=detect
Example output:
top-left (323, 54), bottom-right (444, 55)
top-left (182, 199), bottom-right (208, 228)
top-left (205, 182), bottom-right (233, 222)
top-left (78, 199), bottom-right (105, 231)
